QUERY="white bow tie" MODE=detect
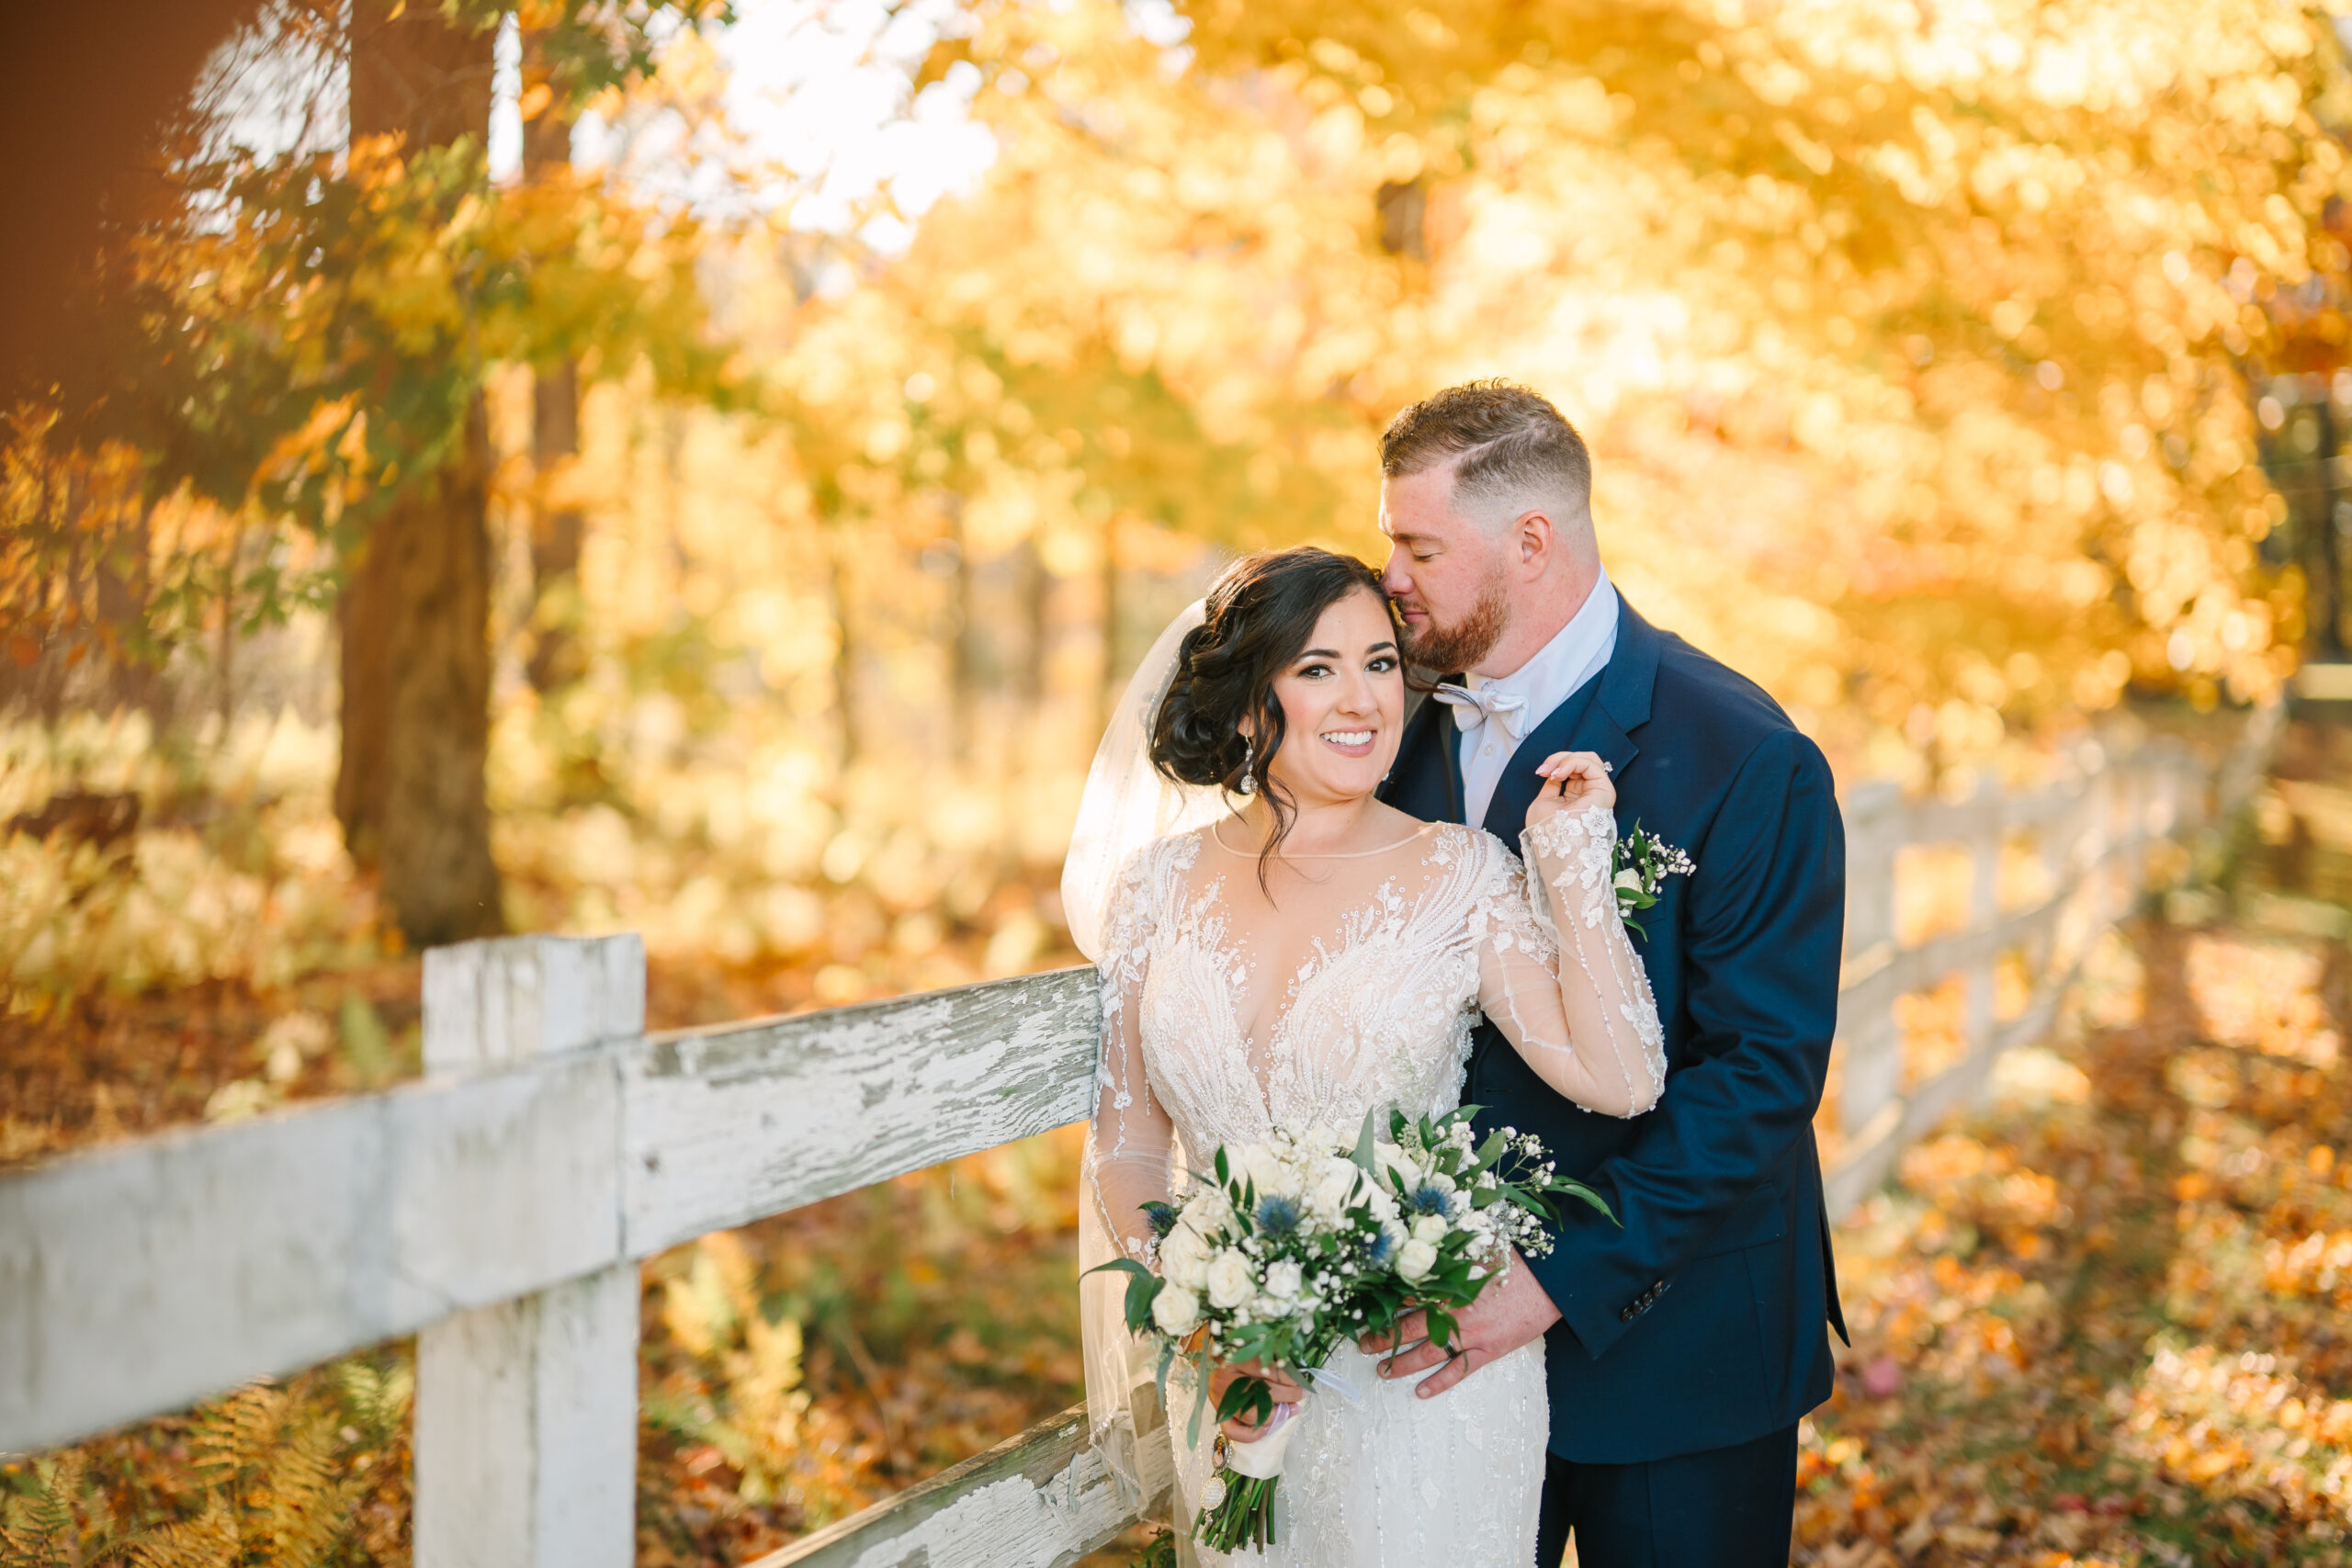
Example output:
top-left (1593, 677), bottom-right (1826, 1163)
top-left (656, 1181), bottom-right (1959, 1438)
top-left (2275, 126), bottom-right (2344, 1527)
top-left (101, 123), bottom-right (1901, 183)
top-left (1430, 684), bottom-right (1529, 741)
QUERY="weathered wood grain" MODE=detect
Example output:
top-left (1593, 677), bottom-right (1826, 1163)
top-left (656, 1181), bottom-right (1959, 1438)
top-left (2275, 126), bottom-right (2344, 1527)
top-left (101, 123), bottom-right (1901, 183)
top-left (619, 967), bottom-right (1101, 1256)
top-left (0, 1055), bottom-right (620, 1453)
top-left (747, 1402), bottom-right (1160, 1568)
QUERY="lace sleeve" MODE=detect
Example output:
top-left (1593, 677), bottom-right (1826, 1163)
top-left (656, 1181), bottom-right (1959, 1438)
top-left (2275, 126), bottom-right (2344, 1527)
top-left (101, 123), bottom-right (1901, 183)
top-left (1078, 844), bottom-right (1180, 1501)
top-left (1082, 845), bottom-right (1178, 1261)
top-left (1471, 813), bottom-right (1667, 1119)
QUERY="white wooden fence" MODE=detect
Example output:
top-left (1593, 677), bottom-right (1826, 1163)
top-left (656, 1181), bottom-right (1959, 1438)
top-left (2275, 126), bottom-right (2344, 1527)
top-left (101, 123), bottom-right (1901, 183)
top-left (0, 718), bottom-right (2273, 1568)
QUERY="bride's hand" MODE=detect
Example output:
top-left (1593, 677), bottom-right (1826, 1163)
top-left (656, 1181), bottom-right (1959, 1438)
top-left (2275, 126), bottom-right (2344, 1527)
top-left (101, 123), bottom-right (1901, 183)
top-left (1525, 750), bottom-right (1615, 825)
top-left (1210, 1359), bottom-right (1306, 1442)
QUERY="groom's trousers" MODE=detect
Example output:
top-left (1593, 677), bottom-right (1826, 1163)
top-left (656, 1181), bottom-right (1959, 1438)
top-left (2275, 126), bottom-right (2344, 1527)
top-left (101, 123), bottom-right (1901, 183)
top-left (1534, 1423), bottom-right (1798, 1568)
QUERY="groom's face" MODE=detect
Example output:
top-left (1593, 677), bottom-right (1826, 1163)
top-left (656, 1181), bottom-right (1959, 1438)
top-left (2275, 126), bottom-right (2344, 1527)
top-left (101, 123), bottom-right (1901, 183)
top-left (1378, 467), bottom-right (1511, 675)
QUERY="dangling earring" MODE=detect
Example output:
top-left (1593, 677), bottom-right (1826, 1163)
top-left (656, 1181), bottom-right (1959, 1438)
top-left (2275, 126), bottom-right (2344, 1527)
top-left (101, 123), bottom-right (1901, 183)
top-left (1237, 736), bottom-right (1258, 795)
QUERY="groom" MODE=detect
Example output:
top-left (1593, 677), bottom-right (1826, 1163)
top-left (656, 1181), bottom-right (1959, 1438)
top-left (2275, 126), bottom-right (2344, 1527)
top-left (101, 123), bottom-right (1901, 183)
top-left (1366, 382), bottom-right (1848, 1568)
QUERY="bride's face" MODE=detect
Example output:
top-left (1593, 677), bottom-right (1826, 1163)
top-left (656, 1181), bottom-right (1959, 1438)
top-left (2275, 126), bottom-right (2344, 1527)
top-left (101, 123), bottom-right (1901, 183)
top-left (1257, 589), bottom-right (1406, 806)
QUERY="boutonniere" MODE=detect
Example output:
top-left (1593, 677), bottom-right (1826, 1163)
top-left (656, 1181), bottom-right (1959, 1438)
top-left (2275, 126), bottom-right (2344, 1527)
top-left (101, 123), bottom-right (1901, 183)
top-left (1611, 823), bottom-right (1693, 936)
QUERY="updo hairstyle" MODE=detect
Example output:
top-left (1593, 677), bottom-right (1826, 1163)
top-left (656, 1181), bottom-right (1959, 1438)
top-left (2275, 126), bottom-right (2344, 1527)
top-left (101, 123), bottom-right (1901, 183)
top-left (1149, 547), bottom-right (1395, 870)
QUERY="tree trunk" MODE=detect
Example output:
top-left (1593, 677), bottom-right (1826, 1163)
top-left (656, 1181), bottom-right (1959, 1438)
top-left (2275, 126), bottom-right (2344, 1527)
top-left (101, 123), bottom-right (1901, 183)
top-left (526, 356), bottom-right (586, 691)
top-left (1096, 517), bottom-right (1120, 739)
top-left (944, 496), bottom-right (976, 762)
top-left (1019, 536), bottom-right (1049, 710)
top-left (340, 403), bottom-right (503, 945)
top-left (830, 525), bottom-right (860, 771)
top-left (338, 0), bottom-right (503, 946)
top-left (523, 25), bottom-right (585, 694)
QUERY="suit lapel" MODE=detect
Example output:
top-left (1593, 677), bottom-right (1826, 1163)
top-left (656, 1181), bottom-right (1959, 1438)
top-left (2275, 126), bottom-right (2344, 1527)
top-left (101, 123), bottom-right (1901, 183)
top-left (1382, 677), bottom-right (1468, 825)
top-left (1479, 601), bottom-right (1666, 842)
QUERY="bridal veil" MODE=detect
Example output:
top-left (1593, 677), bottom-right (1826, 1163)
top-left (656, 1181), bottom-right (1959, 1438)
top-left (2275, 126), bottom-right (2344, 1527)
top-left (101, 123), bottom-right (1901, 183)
top-left (1062, 600), bottom-right (1223, 1513)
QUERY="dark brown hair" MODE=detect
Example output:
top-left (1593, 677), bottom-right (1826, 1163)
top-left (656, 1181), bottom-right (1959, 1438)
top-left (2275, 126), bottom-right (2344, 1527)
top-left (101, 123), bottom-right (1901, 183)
top-left (1149, 547), bottom-right (1393, 884)
top-left (1379, 379), bottom-right (1592, 519)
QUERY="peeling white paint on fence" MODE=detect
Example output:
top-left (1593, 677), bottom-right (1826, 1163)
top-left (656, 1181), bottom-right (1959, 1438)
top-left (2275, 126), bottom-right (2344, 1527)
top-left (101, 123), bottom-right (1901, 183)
top-left (621, 966), bottom-right (1102, 1255)
top-left (747, 1404), bottom-right (1169, 1568)
top-left (0, 1050), bottom-right (622, 1453)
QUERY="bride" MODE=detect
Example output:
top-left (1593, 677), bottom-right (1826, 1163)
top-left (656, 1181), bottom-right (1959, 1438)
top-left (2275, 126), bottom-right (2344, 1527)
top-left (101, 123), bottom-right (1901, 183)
top-left (1065, 546), bottom-right (1668, 1567)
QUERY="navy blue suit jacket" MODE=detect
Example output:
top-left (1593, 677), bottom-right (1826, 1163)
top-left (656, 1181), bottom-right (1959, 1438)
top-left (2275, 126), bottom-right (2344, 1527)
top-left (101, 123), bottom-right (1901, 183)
top-left (1380, 601), bottom-right (1849, 1464)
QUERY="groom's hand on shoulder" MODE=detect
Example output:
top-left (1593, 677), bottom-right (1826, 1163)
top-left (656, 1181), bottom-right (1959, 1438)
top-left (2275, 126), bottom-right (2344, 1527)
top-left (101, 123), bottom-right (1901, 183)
top-left (1359, 1250), bottom-right (1561, 1398)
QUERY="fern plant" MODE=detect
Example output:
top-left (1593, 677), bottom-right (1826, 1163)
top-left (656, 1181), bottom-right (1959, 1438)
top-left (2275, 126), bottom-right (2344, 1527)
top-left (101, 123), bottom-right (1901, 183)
top-left (0, 1450), bottom-right (124, 1568)
top-left (3, 1354), bottom-right (413, 1568)
top-left (123, 1382), bottom-right (358, 1568)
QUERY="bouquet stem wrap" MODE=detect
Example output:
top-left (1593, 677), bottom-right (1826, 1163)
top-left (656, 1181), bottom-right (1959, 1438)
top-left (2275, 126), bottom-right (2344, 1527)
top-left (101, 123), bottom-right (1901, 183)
top-left (1223, 1402), bottom-right (1300, 1478)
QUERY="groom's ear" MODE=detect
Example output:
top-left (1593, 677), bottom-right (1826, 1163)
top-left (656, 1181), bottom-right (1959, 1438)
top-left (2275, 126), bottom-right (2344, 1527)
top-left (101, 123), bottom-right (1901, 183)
top-left (1511, 508), bottom-right (1555, 572)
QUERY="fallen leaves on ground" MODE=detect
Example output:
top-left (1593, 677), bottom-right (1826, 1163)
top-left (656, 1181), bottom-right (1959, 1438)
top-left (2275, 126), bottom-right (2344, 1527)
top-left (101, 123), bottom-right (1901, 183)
top-left (1797, 919), bottom-right (2352, 1568)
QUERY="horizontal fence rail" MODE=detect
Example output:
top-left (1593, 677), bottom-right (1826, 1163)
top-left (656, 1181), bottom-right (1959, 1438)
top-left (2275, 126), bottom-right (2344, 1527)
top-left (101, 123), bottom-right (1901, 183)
top-left (0, 716), bottom-right (2275, 1567)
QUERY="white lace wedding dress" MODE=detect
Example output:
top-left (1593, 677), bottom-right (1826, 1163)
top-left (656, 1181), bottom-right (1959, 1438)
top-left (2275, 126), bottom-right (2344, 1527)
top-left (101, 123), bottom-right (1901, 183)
top-left (1080, 808), bottom-right (1668, 1568)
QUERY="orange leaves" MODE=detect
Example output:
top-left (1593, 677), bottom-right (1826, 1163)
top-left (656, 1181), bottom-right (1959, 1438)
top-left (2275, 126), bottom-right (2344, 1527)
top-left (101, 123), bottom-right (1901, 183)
top-left (1802, 906), bottom-right (2352, 1564)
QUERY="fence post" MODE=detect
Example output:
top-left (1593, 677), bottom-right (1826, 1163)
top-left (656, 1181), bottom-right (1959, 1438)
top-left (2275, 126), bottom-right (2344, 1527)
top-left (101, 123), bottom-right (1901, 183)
top-left (1962, 791), bottom-right (2003, 1103)
top-left (414, 935), bottom-right (646, 1568)
top-left (1838, 783), bottom-right (1903, 1144)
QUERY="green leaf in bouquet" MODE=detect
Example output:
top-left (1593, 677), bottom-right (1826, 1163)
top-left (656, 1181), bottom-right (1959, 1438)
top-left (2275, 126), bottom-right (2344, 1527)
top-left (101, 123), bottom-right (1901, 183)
top-left (1423, 1303), bottom-right (1458, 1349)
top-left (1215, 1147), bottom-right (1231, 1185)
top-left (1083, 1258), bottom-right (1164, 1331)
top-left (1216, 1373), bottom-right (1275, 1430)
top-left (1472, 1127), bottom-right (1509, 1172)
top-left (1351, 1107), bottom-right (1381, 1174)
top-left (1537, 1175), bottom-right (1620, 1226)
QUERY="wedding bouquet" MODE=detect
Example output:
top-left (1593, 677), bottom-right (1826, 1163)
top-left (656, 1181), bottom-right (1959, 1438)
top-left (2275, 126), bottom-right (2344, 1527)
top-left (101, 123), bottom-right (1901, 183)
top-left (1091, 1108), bottom-right (1614, 1553)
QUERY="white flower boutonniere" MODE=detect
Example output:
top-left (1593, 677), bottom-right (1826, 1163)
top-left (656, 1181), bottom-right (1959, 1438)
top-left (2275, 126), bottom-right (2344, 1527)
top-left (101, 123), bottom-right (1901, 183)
top-left (1612, 823), bottom-right (1693, 936)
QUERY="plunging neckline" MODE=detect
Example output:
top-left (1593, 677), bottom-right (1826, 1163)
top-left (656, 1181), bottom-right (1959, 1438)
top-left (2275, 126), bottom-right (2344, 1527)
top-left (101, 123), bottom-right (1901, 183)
top-left (1178, 832), bottom-right (1436, 1106)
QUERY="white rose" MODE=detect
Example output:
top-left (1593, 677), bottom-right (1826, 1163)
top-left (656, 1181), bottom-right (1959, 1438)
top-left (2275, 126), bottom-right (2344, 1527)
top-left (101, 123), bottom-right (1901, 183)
top-left (1248, 1146), bottom-right (1305, 1202)
top-left (1263, 1259), bottom-right (1305, 1300)
top-left (1205, 1248), bottom-right (1255, 1310)
top-left (1614, 869), bottom-right (1643, 893)
top-left (1374, 1141), bottom-right (1417, 1187)
top-left (1411, 1214), bottom-right (1449, 1245)
top-left (1366, 1187), bottom-right (1401, 1224)
top-left (1297, 1122), bottom-right (1340, 1155)
top-left (1152, 1284), bottom-right (1202, 1337)
top-left (1307, 1157), bottom-right (1362, 1219)
top-left (1396, 1237), bottom-right (1439, 1281)
top-left (1160, 1224), bottom-right (1211, 1290)
top-left (1181, 1186), bottom-right (1235, 1237)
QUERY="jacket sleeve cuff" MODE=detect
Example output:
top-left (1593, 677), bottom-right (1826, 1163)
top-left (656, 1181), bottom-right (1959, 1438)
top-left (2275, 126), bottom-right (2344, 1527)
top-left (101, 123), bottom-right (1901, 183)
top-left (1524, 1229), bottom-right (1647, 1362)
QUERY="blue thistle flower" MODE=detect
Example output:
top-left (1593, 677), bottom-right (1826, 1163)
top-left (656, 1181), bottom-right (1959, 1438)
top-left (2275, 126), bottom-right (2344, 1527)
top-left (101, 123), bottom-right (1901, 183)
top-left (1254, 1194), bottom-right (1302, 1238)
top-left (1409, 1183), bottom-right (1451, 1216)
top-left (1365, 1227), bottom-right (1398, 1267)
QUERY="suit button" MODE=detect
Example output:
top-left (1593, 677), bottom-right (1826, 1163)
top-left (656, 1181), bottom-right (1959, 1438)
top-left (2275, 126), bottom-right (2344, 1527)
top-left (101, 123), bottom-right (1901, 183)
top-left (1619, 1305), bottom-right (1635, 1323)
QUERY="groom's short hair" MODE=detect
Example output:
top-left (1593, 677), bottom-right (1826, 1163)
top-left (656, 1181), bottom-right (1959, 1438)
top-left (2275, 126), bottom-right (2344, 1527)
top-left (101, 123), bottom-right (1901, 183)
top-left (1379, 381), bottom-right (1592, 525)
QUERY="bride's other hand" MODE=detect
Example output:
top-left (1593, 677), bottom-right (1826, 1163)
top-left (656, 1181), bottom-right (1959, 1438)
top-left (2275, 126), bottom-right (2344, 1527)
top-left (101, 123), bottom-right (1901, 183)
top-left (1211, 1359), bottom-right (1306, 1441)
top-left (1525, 750), bottom-right (1615, 825)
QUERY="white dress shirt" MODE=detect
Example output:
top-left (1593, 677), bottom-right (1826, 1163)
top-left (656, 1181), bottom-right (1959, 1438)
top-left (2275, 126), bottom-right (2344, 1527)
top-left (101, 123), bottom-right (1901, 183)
top-left (1456, 568), bottom-right (1621, 829)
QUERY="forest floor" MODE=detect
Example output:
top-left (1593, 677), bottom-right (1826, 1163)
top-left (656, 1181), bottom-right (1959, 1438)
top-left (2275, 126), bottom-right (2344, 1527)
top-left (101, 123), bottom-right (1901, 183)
top-left (9, 734), bottom-right (2352, 1568)
top-left (1791, 913), bottom-right (2352, 1568)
